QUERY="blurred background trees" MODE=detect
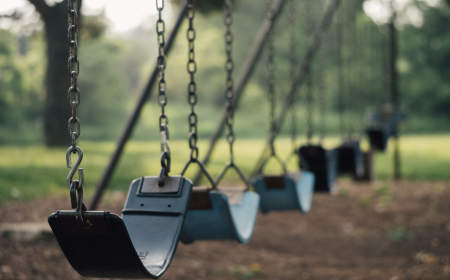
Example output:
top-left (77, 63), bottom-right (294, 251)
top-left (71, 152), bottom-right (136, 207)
top-left (0, 0), bottom-right (448, 146)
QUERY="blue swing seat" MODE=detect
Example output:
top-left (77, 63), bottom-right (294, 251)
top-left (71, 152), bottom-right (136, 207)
top-left (48, 176), bottom-right (192, 279)
top-left (180, 189), bottom-right (259, 244)
top-left (252, 172), bottom-right (315, 214)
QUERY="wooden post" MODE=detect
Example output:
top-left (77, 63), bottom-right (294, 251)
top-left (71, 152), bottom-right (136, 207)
top-left (389, 4), bottom-right (401, 180)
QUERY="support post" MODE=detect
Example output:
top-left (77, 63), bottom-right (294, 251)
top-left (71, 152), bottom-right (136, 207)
top-left (192, 0), bottom-right (287, 185)
top-left (89, 3), bottom-right (188, 210)
top-left (389, 6), bottom-right (401, 180)
top-left (251, 0), bottom-right (341, 176)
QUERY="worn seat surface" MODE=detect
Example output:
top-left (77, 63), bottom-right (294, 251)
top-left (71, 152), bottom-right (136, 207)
top-left (180, 188), bottom-right (259, 244)
top-left (48, 176), bottom-right (192, 279)
top-left (252, 172), bottom-right (315, 214)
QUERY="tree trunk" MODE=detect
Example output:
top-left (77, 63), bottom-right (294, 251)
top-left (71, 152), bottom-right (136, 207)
top-left (43, 2), bottom-right (69, 146)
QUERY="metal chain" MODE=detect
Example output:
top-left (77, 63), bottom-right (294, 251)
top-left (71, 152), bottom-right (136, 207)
top-left (186, 0), bottom-right (198, 162)
top-left (66, 0), bottom-right (85, 218)
top-left (336, 4), bottom-right (345, 139)
top-left (288, 0), bottom-right (297, 150)
top-left (318, 49), bottom-right (326, 143)
top-left (317, 1), bottom-right (326, 143)
top-left (156, 0), bottom-right (171, 184)
top-left (304, 1), bottom-right (314, 144)
top-left (67, 0), bottom-right (80, 148)
top-left (305, 69), bottom-right (314, 143)
top-left (224, 0), bottom-right (235, 162)
top-left (180, 0), bottom-right (217, 188)
top-left (266, 1), bottom-right (276, 156)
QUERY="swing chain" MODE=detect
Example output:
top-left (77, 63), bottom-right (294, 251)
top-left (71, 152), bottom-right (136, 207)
top-left (306, 70), bottom-right (313, 143)
top-left (224, 0), bottom-right (235, 161)
top-left (186, 0), bottom-right (198, 161)
top-left (66, 0), bottom-right (85, 216)
top-left (318, 52), bottom-right (326, 143)
top-left (288, 0), bottom-right (297, 150)
top-left (304, 1), bottom-right (314, 144)
top-left (156, 0), bottom-right (171, 185)
top-left (266, 2), bottom-right (276, 156)
top-left (67, 0), bottom-right (81, 148)
top-left (336, 5), bottom-right (345, 139)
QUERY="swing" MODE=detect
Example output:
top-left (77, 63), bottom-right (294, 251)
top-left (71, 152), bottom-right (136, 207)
top-left (366, 109), bottom-right (404, 151)
top-left (253, 159), bottom-right (315, 213)
top-left (354, 149), bottom-right (373, 181)
top-left (48, 1), bottom-right (191, 278)
top-left (298, 145), bottom-right (338, 192)
top-left (367, 127), bottom-right (389, 151)
top-left (297, 59), bottom-right (338, 193)
top-left (252, 7), bottom-right (314, 214)
top-left (180, 0), bottom-right (259, 244)
top-left (336, 139), bottom-right (364, 177)
top-left (333, 6), bottom-right (364, 179)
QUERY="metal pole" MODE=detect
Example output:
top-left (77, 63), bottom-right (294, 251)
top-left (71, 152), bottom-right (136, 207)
top-left (389, 6), bottom-right (401, 180)
top-left (89, 3), bottom-right (188, 210)
top-left (251, 0), bottom-right (341, 176)
top-left (192, 0), bottom-right (287, 185)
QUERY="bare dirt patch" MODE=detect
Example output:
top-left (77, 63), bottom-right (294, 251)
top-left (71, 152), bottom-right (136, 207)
top-left (0, 180), bottom-right (449, 280)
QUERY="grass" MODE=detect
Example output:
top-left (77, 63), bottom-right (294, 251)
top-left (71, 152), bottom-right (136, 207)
top-left (387, 227), bottom-right (414, 243)
top-left (2, 101), bottom-right (450, 145)
top-left (0, 134), bottom-right (449, 205)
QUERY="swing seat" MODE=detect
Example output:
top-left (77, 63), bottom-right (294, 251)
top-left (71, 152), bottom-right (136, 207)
top-left (48, 176), bottom-right (192, 279)
top-left (297, 145), bottom-right (338, 193)
top-left (366, 128), bottom-right (389, 151)
top-left (354, 150), bottom-right (373, 181)
top-left (252, 172), bottom-right (315, 214)
top-left (180, 188), bottom-right (259, 244)
top-left (336, 140), bottom-right (364, 177)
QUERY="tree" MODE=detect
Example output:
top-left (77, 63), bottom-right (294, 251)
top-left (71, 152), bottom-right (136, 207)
top-left (27, 0), bottom-right (82, 146)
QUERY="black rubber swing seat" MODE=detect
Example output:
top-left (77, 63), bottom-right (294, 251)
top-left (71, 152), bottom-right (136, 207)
top-left (366, 128), bottom-right (389, 151)
top-left (297, 145), bottom-right (338, 193)
top-left (48, 176), bottom-right (192, 279)
top-left (180, 187), bottom-right (259, 244)
top-left (252, 172), bottom-right (315, 214)
top-left (336, 140), bottom-right (364, 177)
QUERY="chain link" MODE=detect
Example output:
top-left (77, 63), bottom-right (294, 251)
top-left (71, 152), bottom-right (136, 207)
top-left (186, 0), bottom-right (198, 161)
top-left (156, 0), bottom-right (171, 179)
top-left (224, 0), bottom-right (235, 161)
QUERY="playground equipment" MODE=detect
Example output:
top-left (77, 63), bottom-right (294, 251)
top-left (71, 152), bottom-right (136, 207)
top-left (253, 0), bottom-right (314, 214)
top-left (48, 1), bottom-right (193, 278)
top-left (180, 0), bottom-right (259, 244)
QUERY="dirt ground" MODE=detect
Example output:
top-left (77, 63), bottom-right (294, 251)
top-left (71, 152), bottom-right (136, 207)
top-left (0, 180), bottom-right (449, 280)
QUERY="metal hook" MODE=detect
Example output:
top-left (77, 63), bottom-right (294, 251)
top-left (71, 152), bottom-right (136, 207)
top-left (66, 145), bottom-right (84, 188)
top-left (69, 176), bottom-right (86, 223)
top-left (158, 152), bottom-right (171, 187)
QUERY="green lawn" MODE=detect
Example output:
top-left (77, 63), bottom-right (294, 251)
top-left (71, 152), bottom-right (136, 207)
top-left (0, 134), bottom-right (449, 205)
